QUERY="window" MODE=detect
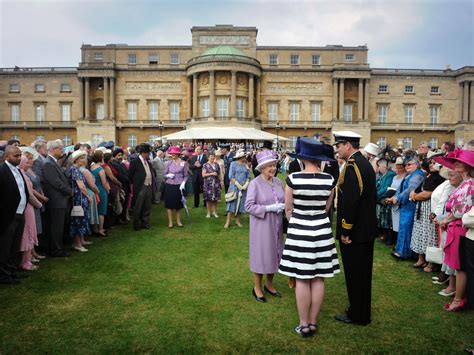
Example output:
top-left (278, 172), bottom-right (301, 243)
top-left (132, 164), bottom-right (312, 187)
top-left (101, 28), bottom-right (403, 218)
top-left (377, 104), bottom-right (388, 124)
top-left (311, 102), bottom-right (321, 122)
top-left (35, 103), bottom-right (45, 122)
top-left (217, 97), bottom-right (229, 118)
top-left (94, 52), bottom-right (103, 61)
top-left (289, 102), bottom-right (300, 121)
top-left (61, 103), bottom-right (71, 122)
top-left (127, 102), bottom-right (137, 121)
top-left (312, 55), bottom-right (321, 65)
top-left (91, 134), bottom-right (104, 147)
top-left (60, 83), bottom-right (71, 92)
top-left (269, 54), bottom-right (278, 65)
top-left (378, 137), bottom-right (386, 149)
top-left (148, 101), bottom-right (159, 121)
top-left (378, 85), bottom-right (388, 93)
top-left (10, 103), bottom-right (20, 122)
top-left (404, 104), bottom-right (414, 124)
top-left (430, 105), bottom-right (439, 125)
top-left (62, 135), bottom-right (71, 146)
top-left (128, 53), bottom-right (137, 65)
top-left (345, 53), bottom-right (355, 61)
top-left (200, 97), bottom-right (210, 118)
top-left (268, 102), bottom-right (278, 121)
top-left (96, 102), bottom-right (104, 120)
top-left (35, 84), bottom-right (45, 92)
top-left (431, 86), bottom-right (440, 94)
top-left (149, 135), bottom-right (159, 145)
top-left (343, 104), bottom-right (353, 122)
top-left (291, 136), bottom-right (298, 150)
top-left (170, 53), bottom-right (180, 65)
top-left (128, 135), bottom-right (137, 147)
top-left (404, 85), bottom-right (414, 94)
top-left (236, 98), bottom-right (245, 118)
top-left (9, 83), bottom-right (20, 93)
top-left (403, 137), bottom-right (413, 149)
top-left (290, 54), bottom-right (300, 65)
top-left (148, 54), bottom-right (159, 64)
top-left (429, 137), bottom-right (438, 149)
top-left (169, 101), bottom-right (180, 121)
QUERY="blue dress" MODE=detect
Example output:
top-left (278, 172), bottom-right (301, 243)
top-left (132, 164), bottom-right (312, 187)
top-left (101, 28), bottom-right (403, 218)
top-left (226, 161), bottom-right (250, 213)
top-left (393, 169), bottom-right (425, 258)
top-left (69, 166), bottom-right (91, 237)
top-left (91, 165), bottom-right (108, 216)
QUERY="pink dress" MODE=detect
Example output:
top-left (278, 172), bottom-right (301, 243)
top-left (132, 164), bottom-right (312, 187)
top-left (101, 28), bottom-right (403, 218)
top-left (20, 171), bottom-right (42, 252)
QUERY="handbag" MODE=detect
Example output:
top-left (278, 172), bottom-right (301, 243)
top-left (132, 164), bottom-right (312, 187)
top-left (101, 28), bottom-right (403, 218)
top-left (426, 224), bottom-right (443, 264)
top-left (225, 191), bottom-right (237, 202)
top-left (70, 169), bottom-right (85, 217)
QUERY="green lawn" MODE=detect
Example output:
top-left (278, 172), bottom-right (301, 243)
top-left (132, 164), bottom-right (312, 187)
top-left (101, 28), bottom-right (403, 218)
top-left (1, 201), bottom-right (473, 353)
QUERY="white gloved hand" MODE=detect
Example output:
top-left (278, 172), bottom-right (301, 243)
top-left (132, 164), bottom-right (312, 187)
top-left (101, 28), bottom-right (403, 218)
top-left (179, 181), bottom-right (186, 191)
top-left (165, 173), bottom-right (175, 179)
top-left (277, 203), bottom-right (285, 213)
top-left (265, 203), bottom-right (280, 213)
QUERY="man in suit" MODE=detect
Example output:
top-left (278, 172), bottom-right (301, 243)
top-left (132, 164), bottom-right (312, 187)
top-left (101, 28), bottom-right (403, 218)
top-left (221, 144), bottom-right (234, 193)
top-left (189, 146), bottom-right (207, 208)
top-left (333, 131), bottom-right (378, 325)
top-left (31, 139), bottom-right (47, 179)
top-left (42, 139), bottom-right (73, 257)
top-left (152, 150), bottom-right (166, 204)
top-left (0, 146), bottom-right (29, 284)
top-left (129, 143), bottom-right (154, 231)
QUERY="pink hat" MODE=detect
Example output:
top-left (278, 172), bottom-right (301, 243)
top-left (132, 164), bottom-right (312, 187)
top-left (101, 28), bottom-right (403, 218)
top-left (433, 149), bottom-right (474, 170)
top-left (167, 146), bottom-right (182, 155)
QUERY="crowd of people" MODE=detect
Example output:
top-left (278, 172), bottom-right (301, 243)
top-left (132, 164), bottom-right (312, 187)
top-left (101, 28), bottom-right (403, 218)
top-left (0, 134), bottom-right (472, 339)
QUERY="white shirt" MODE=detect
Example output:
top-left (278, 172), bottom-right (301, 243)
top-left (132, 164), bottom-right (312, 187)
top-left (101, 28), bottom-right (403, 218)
top-left (5, 161), bottom-right (27, 214)
top-left (140, 156), bottom-right (152, 186)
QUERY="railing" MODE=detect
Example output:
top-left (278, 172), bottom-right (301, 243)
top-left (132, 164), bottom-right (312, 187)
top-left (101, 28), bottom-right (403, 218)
top-left (371, 122), bottom-right (456, 131)
top-left (0, 120), bottom-right (77, 128)
top-left (115, 120), bottom-right (184, 128)
top-left (262, 120), bottom-right (332, 129)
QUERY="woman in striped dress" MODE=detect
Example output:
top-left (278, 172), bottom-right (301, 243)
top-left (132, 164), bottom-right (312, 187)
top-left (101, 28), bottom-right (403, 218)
top-left (279, 138), bottom-right (340, 337)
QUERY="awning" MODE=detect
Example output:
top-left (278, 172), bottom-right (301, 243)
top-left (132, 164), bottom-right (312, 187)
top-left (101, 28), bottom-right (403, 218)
top-left (162, 127), bottom-right (289, 141)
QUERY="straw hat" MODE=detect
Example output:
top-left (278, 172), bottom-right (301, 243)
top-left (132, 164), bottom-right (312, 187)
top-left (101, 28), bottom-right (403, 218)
top-left (71, 150), bottom-right (87, 162)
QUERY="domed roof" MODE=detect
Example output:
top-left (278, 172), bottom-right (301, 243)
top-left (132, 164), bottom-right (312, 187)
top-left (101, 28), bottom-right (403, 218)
top-left (200, 46), bottom-right (248, 57)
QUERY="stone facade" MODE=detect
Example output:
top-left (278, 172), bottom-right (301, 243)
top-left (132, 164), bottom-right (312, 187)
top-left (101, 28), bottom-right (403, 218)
top-left (1, 24), bottom-right (473, 149)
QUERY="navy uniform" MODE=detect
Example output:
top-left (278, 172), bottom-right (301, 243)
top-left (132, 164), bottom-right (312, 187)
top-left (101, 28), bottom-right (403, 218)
top-left (334, 131), bottom-right (377, 325)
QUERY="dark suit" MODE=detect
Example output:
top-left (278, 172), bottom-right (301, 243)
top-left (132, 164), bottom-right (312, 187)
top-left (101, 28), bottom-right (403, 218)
top-left (336, 150), bottom-right (377, 324)
top-left (223, 152), bottom-right (234, 192)
top-left (129, 156), bottom-right (154, 229)
top-left (0, 162), bottom-right (29, 280)
top-left (189, 154), bottom-right (207, 207)
top-left (42, 155), bottom-right (73, 256)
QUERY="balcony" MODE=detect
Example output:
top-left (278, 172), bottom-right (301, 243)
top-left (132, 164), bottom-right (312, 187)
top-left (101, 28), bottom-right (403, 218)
top-left (262, 120), bottom-right (332, 130)
top-left (371, 122), bottom-right (456, 132)
top-left (0, 120), bottom-right (77, 129)
top-left (115, 120), bottom-right (185, 129)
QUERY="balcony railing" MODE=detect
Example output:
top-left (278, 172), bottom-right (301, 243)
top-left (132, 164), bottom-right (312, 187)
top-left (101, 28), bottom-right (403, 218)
top-left (0, 120), bottom-right (77, 128)
top-left (115, 120), bottom-right (184, 129)
top-left (0, 67), bottom-right (77, 73)
top-left (262, 120), bottom-right (332, 129)
top-left (371, 122), bottom-right (456, 131)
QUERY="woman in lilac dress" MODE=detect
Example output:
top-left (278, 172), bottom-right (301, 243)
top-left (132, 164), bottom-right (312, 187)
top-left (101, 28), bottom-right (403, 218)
top-left (164, 146), bottom-right (189, 228)
top-left (246, 151), bottom-right (285, 303)
top-left (202, 152), bottom-right (221, 218)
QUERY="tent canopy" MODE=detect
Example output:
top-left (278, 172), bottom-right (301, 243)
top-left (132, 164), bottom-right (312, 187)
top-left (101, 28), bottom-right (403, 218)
top-left (163, 127), bottom-right (289, 141)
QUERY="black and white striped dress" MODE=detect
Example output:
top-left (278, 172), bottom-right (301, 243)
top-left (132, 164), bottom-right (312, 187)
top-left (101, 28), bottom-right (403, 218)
top-left (279, 172), bottom-right (340, 279)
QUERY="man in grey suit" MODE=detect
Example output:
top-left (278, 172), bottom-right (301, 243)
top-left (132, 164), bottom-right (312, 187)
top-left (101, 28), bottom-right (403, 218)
top-left (152, 150), bottom-right (166, 203)
top-left (31, 139), bottom-right (47, 179)
top-left (42, 139), bottom-right (73, 257)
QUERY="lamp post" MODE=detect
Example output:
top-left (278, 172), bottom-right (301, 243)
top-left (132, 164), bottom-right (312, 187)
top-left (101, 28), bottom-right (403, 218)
top-left (158, 121), bottom-right (164, 147)
top-left (275, 121), bottom-right (281, 152)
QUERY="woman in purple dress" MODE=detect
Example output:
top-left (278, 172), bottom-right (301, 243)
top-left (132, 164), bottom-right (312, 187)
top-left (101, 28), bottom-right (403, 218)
top-left (246, 151), bottom-right (285, 303)
top-left (164, 146), bottom-right (189, 228)
top-left (202, 152), bottom-right (221, 218)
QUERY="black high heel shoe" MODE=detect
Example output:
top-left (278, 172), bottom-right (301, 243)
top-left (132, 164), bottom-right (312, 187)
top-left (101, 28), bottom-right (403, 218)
top-left (264, 285), bottom-right (282, 297)
top-left (252, 288), bottom-right (267, 303)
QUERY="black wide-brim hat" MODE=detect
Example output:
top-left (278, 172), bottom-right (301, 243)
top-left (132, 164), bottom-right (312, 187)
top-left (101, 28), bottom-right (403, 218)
top-left (138, 143), bottom-right (152, 153)
top-left (296, 137), bottom-right (335, 162)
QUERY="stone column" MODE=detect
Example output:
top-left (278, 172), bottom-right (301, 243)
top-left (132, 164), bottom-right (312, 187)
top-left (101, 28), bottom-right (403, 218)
top-left (85, 78), bottom-right (90, 119)
top-left (470, 81), bottom-right (474, 122)
top-left (256, 77), bottom-right (261, 118)
top-left (209, 70), bottom-right (215, 120)
top-left (358, 79), bottom-right (363, 121)
top-left (110, 77), bottom-right (115, 119)
top-left (249, 74), bottom-right (254, 118)
top-left (192, 73), bottom-right (198, 118)
top-left (364, 79), bottom-right (370, 120)
top-left (230, 71), bottom-right (237, 117)
top-left (103, 77), bottom-right (109, 119)
top-left (187, 76), bottom-right (192, 119)
top-left (459, 82), bottom-right (464, 121)
top-left (338, 78), bottom-right (345, 120)
top-left (332, 79), bottom-right (338, 120)
top-left (463, 81), bottom-right (469, 122)
top-left (79, 78), bottom-right (84, 119)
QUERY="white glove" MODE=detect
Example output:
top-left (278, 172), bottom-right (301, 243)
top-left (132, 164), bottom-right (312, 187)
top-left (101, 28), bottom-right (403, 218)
top-left (265, 203), bottom-right (281, 213)
top-left (179, 181), bottom-right (186, 191)
top-left (276, 203), bottom-right (285, 213)
top-left (165, 173), bottom-right (175, 179)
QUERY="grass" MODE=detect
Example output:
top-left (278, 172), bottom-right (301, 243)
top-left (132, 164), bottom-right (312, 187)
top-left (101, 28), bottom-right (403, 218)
top-left (1, 199), bottom-right (473, 353)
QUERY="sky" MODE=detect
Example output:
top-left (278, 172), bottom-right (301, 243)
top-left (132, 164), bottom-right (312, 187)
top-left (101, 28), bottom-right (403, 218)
top-left (0, 0), bottom-right (472, 69)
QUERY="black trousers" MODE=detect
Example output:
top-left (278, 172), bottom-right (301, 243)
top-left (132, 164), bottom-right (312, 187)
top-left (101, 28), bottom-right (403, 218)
top-left (192, 178), bottom-right (203, 207)
top-left (46, 207), bottom-right (67, 256)
top-left (339, 240), bottom-right (374, 324)
top-left (133, 185), bottom-right (152, 229)
top-left (0, 214), bottom-right (24, 279)
top-left (461, 237), bottom-right (474, 309)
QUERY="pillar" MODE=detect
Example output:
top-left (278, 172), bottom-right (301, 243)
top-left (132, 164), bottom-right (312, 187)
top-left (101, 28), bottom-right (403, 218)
top-left (338, 78), bottom-right (345, 120)
top-left (192, 73), bottom-right (198, 118)
top-left (364, 79), bottom-right (369, 120)
top-left (230, 71), bottom-right (237, 117)
top-left (110, 77), bottom-right (115, 119)
top-left (85, 78), bottom-right (90, 119)
top-left (209, 70), bottom-right (215, 120)
top-left (470, 82), bottom-right (474, 122)
top-left (103, 77), bottom-right (109, 119)
top-left (358, 79), bottom-right (363, 121)
top-left (187, 76), bottom-right (192, 118)
top-left (459, 82), bottom-right (464, 122)
top-left (249, 74), bottom-right (254, 118)
top-left (256, 77), bottom-right (261, 118)
top-left (332, 79), bottom-right (338, 120)
top-left (79, 78), bottom-right (84, 119)
top-left (463, 81), bottom-right (469, 122)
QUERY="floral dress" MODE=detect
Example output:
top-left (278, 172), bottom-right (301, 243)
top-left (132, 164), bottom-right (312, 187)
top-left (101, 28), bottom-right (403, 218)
top-left (69, 166), bottom-right (91, 237)
top-left (203, 162), bottom-right (221, 202)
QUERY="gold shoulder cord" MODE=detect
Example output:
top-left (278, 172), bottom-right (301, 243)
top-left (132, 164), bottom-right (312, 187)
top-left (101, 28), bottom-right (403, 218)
top-left (336, 160), bottom-right (363, 196)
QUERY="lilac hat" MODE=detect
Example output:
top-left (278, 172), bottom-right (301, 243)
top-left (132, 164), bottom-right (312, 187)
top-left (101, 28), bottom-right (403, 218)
top-left (255, 150), bottom-right (278, 171)
top-left (167, 146), bottom-right (182, 155)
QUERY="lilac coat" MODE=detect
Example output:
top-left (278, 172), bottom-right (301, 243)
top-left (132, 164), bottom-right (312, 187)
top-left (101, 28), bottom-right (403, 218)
top-left (246, 175), bottom-right (285, 274)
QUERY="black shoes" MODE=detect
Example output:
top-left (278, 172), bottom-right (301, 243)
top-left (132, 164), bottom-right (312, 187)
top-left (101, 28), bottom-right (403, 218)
top-left (0, 278), bottom-right (20, 285)
top-left (252, 288), bottom-right (267, 303)
top-left (264, 285), bottom-right (282, 297)
top-left (335, 312), bottom-right (369, 326)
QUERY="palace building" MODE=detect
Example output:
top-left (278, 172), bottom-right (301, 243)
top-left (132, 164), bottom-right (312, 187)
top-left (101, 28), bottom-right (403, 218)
top-left (1, 25), bottom-right (473, 149)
